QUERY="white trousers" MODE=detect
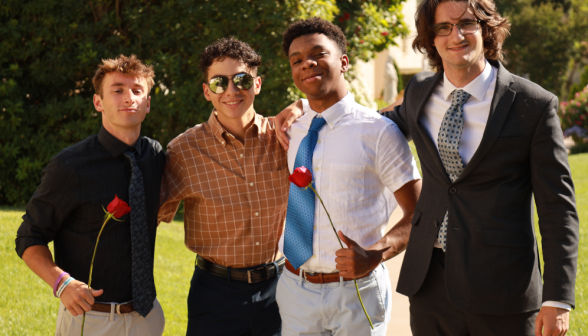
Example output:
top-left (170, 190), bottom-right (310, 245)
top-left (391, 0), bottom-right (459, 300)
top-left (276, 263), bottom-right (391, 336)
top-left (55, 298), bottom-right (165, 336)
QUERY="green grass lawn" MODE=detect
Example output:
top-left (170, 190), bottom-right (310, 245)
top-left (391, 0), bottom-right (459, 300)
top-left (1, 153), bottom-right (587, 335)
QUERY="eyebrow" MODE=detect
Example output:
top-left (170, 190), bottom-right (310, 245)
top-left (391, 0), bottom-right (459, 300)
top-left (208, 71), bottom-right (248, 79)
top-left (110, 82), bottom-right (146, 89)
top-left (288, 45), bottom-right (327, 60)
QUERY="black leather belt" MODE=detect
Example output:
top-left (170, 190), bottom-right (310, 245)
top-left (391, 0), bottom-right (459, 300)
top-left (196, 255), bottom-right (285, 283)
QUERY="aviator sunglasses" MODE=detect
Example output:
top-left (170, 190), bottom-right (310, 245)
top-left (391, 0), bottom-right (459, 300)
top-left (206, 73), bottom-right (256, 94)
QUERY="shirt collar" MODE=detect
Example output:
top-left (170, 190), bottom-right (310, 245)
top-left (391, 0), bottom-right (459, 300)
top-left (208, 109), bottom-right (262, 147)
top-left (442, 58), bottom-right (494, 102)
top-left (301, 92), bottom-right (354, 130)
top-left (98, 126), bottom-right (142, 158)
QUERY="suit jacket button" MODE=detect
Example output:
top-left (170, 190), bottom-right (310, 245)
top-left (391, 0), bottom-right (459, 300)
top-left (434, 221), bottom-right (439, 227)
top-left (449, 187), bottom-right (457, 194)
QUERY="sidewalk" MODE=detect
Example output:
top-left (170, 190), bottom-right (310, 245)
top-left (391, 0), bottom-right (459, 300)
top-left (384, 208), bottom-right (412, 336)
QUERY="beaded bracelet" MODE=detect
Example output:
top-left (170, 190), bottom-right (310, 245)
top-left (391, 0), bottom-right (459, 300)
top-left (53, 272), bottom-right (69, 297)
top-left (56, 277), bottom-right (75, 298)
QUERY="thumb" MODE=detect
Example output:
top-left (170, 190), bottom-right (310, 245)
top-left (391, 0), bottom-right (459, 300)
top-left (338, 230), bottom-right (358, 248)
top-left (90, 288), bottom-right (104, 297)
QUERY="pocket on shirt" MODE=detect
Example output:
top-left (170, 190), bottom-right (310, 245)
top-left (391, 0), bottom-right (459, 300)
top-left (325, 163), bottom-right (366, 206)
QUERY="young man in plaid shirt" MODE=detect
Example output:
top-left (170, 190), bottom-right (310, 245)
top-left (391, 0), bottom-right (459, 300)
top-left (158, 37), bottom-right (288, 336)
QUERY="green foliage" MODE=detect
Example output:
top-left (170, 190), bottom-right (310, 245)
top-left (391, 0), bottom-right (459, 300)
top-left (559, 85), bottom-right (588, 132)
top-left (499, 0), bottom-right (588, 97)
top-left (0, 0), bottom-right (406, 205)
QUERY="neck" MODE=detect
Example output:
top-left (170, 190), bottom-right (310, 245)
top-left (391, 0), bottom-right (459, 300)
top-left (216, 108), bottom-right (256, 143)
top-left (444, 58), bottom-right (486, 88)
top-left (307, 80), bottom-right (348, 113)
top-left (102, 121), bottom-right (141, 146)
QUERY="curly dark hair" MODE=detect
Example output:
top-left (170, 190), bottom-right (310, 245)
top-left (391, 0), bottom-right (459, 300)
top-left (413, 0), bottom-right (511, 72)
top-left (282, 17), bottom-right (347, 57)
top-left (199, 37), bottom-right (262, 80)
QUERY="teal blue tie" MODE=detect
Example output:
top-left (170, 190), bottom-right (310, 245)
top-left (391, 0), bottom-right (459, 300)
top-left (284, 116), bottom-right (327, 269)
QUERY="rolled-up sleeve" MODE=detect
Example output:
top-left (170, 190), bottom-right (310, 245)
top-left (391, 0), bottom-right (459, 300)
top-left (15, 157), bottom-right (78, 258)
top-left (376, 123), bottom-right (421, 193)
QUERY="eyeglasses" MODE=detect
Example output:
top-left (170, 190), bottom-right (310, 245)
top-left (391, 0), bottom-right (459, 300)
top-left (206, 73), bottom-right (255, 94)
top-left (433, 20), bottom-right (480, 36)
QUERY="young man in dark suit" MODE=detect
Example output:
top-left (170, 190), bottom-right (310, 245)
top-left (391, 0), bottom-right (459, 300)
top-left (275, 1), bottom-right (579, 335)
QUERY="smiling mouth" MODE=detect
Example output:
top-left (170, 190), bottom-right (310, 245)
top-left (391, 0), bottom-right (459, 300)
top-left (120, 108), bottom-right (138, 113)
top-left (223, 100), bottom-right (243, 106)
top-left (302, 73), bottom-right (322, 82)
top-left (448, 44), bottom-right (468, 51)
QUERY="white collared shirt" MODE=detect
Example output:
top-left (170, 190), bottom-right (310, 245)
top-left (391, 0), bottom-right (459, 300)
top-left (279, 93), bottom-right (421, 273)
top-left (422, 59), bottom-right (570, 311)
top-left (421, 58), bottom-right (496, 165)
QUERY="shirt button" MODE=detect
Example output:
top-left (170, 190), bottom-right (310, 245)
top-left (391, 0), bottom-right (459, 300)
top-left (250, 182), bottom-right (254, 186)
top-left (256, 242), bottom-right (260, 246)
top-left (221, 141), bottom-right (225, 144)
top-left (449, 187), bottom-right (457, 194)
top-left (434, 221), bottom-right (439, 227)
top-left (255, 212), bottom-right (259, 216)
top-left (312, 255), bottom-right (316, 258)
top-left (317, 140), bottom-right (321, 144)
top-left (240, 154), bottom-right (243, 157)
top-left (315, 167), bottom-right (319, 171)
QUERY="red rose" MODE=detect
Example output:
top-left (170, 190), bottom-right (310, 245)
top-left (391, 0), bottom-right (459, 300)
top-left (381, 32), bottom-right (389, 36)
top-left (289, 166), bottom-right (313, 188)
top-left (107, 195), bottom-right (131, 218)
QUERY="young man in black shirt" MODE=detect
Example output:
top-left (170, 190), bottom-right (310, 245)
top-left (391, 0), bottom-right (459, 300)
top-left (15, 55), bottom-right (166, 336)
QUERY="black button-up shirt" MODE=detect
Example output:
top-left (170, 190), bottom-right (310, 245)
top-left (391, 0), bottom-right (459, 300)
top-left (15, 127), bottom-right (166, 303)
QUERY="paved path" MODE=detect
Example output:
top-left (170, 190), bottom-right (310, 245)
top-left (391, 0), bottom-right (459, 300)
top-left (383, 208), bottom-right (412, 336)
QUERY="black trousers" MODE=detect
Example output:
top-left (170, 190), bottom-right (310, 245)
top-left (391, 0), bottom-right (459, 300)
top-left (409, 248), bottom-right (538, 336)
top-left (186, 266), bottom-right (282, 336)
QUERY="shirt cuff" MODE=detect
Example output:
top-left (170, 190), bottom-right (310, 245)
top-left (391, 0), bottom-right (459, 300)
top-left (542, 301), bottom-right (572, 311)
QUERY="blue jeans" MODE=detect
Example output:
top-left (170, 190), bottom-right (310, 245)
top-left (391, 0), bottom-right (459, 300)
top-left (186, 266), bottom-right (282, 336)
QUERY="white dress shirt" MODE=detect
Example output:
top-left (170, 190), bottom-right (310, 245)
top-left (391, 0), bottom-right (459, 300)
top-left (422, 59), bottom-right (570, 311)
top-left (279, 93), bottom-right (421, 273)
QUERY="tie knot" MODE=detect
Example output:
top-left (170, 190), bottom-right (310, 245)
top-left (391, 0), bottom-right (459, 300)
top-left (123, 150), bottom-right (136, 162)
top-left (451, 89), bottom-right (471, 107)
top-left (309, 116), bottom-right (327, 132)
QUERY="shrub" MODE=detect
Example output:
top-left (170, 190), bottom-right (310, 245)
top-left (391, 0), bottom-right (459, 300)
top-left (0, 0), bottom-right (406, 205)
top-left (560, 85), bottom-right (588, 132)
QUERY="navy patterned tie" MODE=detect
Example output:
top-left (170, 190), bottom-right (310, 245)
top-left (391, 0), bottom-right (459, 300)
top-left (284, 116), bottom-right (327, 269)
top-left (436, 89), bottom-right (471, 252)
top-left (123, 151), bottom-right (155, 317)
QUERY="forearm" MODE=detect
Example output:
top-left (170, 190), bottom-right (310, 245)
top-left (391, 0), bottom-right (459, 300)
top-left (21, 245), bottom-right (66, 290)
top-left (368, 213), bottom-right (412, 262)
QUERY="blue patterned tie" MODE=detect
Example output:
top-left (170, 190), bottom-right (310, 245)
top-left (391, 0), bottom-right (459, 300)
top-left (436, 89), bottom-right (471, 252)
top-left (123, 151), bottom-right (156, 317)
top-left (284, 116), bottom-right (327, 269)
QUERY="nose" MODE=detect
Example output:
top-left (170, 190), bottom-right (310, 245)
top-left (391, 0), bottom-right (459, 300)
top-left (225, 78), bottom-right (240, 95)
top-left (302, 57), bottom-right (317, 71)
top-left (122, 89), bottom-right (133, 105)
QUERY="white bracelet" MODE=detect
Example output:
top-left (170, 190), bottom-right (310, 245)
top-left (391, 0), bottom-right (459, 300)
top-left (57, 277), bottom-right (75, 298)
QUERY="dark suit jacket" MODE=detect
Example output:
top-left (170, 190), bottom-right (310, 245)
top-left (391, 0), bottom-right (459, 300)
top-left (382, 60), bottom-right (579, 315)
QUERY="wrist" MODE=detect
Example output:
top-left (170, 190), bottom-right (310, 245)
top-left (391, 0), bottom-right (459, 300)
top-left (53, 272), bottom-right (69, 297)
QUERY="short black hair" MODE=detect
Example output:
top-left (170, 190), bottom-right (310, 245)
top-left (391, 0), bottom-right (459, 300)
top-left (199, 37), bottom-right (262, 80)
top-left (282, 17), bottom-right (347, 57)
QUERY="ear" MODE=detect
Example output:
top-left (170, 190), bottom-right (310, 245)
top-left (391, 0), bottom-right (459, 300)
top-left (93, 94), bottom-right (104, 112)
top-left (340, 54), bottom-right (350, 73)
top-left (253, 76), bottom-right (262, 96)
top-left (203, 83), bottom-right (212, 102)
top-left (146, 95), bottom-right (151, 114)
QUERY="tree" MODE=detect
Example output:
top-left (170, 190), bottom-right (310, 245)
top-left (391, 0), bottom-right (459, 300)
top-left (0, 0), bottom-right (407, 205)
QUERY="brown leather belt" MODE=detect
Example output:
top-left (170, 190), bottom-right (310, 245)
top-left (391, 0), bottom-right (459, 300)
top-left (285, 259), bottom-right (370, 284)
top-left (91, 302), bottom-right (135, 314)
top-left (197, 255), bottom-right (285, 283)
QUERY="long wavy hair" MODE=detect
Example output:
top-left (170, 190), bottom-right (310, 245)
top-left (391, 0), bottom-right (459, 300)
top-left (413, 0), bottom-right (511, 72)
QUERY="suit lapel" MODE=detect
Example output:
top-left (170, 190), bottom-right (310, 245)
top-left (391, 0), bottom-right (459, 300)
top-left (414, 72), bottom-right (450, 181)
top-left (455, 61), bottom-right (516, 183)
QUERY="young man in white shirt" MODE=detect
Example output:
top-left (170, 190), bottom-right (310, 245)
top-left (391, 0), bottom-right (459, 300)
top-left (275, 17), bottom-right (422, 336)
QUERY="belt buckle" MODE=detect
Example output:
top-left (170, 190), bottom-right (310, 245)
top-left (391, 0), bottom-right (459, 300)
top-left (247, 266), bottom-right (265, 283)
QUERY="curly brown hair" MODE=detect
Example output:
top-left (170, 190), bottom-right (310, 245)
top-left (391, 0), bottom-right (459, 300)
top-left (413, 0), bottom-right (511, 72)
top-left (199, 37), bottom-right (262, 80)
top-left (92, 54), bottom-right (155, 97)
top-left (282, 17), bottom-right (347, 57)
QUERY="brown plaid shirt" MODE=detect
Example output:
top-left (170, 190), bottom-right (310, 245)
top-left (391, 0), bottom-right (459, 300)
top-left (158, 111), bottom-right (289, 268)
